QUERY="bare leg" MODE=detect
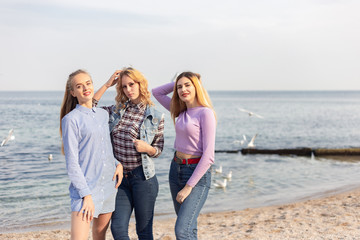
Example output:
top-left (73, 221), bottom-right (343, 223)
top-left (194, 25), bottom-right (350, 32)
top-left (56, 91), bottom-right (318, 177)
top-left (71, 212), bottom-right (91, 240)
top-left (92, 212), bottom-right (112, 240)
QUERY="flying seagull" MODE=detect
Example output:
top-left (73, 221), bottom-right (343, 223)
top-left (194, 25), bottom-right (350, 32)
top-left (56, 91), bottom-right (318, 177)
top-left (1, 129), bottom-right (15, 147)
top-left (233, 134), bottom-right (247, 146)
top-left (247, 134), bottom-right (258, 148)
top-left (238, 108), bottom-right (264, 119)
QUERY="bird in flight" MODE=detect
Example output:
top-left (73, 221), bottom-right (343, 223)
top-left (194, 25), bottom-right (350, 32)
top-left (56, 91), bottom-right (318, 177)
top-left (1, 129), bottom-right (15, 147)
top-left (238, 108), bottom-right (264, 119)
top-left (247, 134), bottom-right (258, 148)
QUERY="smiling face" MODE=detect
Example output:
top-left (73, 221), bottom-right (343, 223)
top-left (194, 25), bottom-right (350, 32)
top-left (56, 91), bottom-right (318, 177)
top-left (176, 76), bottom-right (198, 108)
top-left (121, 75), bottom-right (140, 104)
top-left (70, 73), bottom-right (94, 107)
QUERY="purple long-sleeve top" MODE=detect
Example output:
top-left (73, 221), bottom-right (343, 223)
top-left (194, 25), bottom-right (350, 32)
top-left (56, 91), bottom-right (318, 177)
top-left (152, 82), bottom-right (216, 187)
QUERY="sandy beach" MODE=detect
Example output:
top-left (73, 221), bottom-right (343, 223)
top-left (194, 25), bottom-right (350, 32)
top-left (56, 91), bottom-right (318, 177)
top-left (1, 187), bottom-right (360, 240)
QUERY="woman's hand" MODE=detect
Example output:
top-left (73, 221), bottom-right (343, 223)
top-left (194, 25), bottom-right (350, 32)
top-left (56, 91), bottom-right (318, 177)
top-left (79, 195), bottom-right (95, 222)
top-left (133, 139), bottom-right (156, 156)
top-left (94, 70), bottom-right (122, 101)
top-left (176, 184), bottom-right (193, 204)
top-left (104, 70), bottom-right (122, 88)
top-left (113, 163), bottom-right (124, 188)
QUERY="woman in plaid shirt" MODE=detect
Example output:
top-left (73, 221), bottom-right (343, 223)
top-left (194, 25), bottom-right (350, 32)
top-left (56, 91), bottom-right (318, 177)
top-left (93, 67), bottom-right (165, 240)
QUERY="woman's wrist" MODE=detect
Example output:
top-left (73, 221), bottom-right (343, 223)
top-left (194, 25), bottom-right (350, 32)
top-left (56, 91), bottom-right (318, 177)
top-left (149, 147), bottom-right (158, 157)
top-left (83, 195), bottom-right (92, 200)
top-left (184, 184), bottom-right (193, 190)
top-left (102, 84), bottom-right (110, 89)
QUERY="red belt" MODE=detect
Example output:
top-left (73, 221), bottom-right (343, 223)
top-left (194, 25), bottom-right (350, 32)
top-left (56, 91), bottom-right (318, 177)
top-left (174, 156), bottom-right (201, 164)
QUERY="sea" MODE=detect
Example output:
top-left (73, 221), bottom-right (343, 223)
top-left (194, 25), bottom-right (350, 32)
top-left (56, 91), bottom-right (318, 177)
top-left (1, 90), bottom-right (360, 233)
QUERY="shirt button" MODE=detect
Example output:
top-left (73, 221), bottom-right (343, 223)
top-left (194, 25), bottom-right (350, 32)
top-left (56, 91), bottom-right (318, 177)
top-left (102, 150), bottom-right (105, 153)
top-left (104, 163), bottom-right (106, 166)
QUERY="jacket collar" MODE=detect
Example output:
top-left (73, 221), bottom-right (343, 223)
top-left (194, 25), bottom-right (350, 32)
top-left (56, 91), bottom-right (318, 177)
top-left (118, 101), bottom-right (154, 118)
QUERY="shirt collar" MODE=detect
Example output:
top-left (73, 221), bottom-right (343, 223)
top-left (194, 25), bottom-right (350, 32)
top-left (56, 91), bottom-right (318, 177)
top-left (127, 100), bottom-right (146, 111)
top-left (76, 104), bottom-right (96, 113)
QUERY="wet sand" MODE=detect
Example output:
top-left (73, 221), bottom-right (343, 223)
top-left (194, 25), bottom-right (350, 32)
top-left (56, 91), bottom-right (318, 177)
top-left (1, 187), bottom-right (360, 239)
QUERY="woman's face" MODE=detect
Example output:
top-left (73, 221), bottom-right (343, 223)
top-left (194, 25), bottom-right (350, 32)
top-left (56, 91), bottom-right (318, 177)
top-left (70, 73), bottom-right (94, 105)
top-left (122, 75), bottom-right (140, 103)
top-left (176, 77), bottom-right (197, 106)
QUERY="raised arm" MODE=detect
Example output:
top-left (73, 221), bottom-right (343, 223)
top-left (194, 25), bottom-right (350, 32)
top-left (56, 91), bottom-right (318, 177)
top-left (93, 70), bottom-right (122, 101)
top-left (152, 82), bottom-right (175, 111)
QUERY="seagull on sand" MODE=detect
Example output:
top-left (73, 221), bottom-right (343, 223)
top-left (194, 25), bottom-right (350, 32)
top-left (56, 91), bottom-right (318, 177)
top-left (1, 129), bottom-right (15, 147)
top-left (215, 165), bottom-right (223, 174)
top-left (238, 108), bottom-right (264, 119)
top-left (214, 179), bottom-right (227, 188)
top-left (247, 134), bottom-right (258, 148)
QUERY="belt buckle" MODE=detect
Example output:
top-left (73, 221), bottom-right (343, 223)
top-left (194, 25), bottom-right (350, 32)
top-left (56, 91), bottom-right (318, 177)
top-left (174, 155), bottom-right (184, 164)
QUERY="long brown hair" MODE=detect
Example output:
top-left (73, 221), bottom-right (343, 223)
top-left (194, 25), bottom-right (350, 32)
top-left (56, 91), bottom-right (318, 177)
top-left (59, 69), bottom-right (90, 154)
top-left (170, 71), bottom-right (216, 124)
top-left (115, 67), bottom-right (153, 111)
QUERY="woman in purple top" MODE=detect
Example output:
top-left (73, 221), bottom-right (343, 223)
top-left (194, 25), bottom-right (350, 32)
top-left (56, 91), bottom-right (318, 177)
top-left (60, 69), bottom-right (123, 240)
top-left (152, 72), bottom-right (216, 239)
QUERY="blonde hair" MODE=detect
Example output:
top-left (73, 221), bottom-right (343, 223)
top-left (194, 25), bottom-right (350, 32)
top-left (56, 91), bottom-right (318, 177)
top-left (115, 67), bottom-right (154, 111)
top-left (59, 69), bottom-right (90, 154)
top-left (170, 71), bottom-right (216, 124)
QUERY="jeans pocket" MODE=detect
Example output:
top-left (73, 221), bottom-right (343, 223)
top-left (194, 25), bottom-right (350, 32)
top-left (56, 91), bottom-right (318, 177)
top-left (179, 165), bottom-right (194, 182)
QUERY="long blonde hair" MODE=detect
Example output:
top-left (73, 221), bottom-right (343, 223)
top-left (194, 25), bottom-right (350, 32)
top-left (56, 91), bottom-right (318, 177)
top-left (59, 69), bottom-right (90, 154)
top-left (170, 71), bottom-right (216, 124)
top-left (115, 67), bottom-right (153, 111)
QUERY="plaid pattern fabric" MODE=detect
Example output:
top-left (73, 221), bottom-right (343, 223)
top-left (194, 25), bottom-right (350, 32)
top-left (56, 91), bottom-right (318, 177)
top-left (105, 102), bottom-right (164, 173)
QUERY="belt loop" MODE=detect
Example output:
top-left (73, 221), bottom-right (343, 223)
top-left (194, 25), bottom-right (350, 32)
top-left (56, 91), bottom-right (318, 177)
top-left (185, 159), bottom-right (188, 165)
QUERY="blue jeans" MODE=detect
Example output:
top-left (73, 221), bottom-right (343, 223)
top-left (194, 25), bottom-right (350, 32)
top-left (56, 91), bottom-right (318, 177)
top-left (169, 159), bottom-right (211, 240)
top-left (111, 166), bottom-right (159, 240)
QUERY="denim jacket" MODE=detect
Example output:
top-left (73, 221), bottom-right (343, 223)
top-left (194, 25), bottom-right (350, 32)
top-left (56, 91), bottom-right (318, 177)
top-left (108, 102), bottom-right (164, 180)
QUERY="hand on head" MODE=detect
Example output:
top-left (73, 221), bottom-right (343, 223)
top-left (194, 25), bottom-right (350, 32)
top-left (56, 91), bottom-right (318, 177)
top-left (105, 70), bottom-right (122, 88)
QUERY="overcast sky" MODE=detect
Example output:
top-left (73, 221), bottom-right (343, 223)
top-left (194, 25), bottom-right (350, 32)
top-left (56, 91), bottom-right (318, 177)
top-left (0, 0), bottom-right (359, 91)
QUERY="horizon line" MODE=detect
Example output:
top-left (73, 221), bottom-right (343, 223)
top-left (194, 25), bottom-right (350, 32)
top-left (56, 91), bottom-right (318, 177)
top-left (1, 89), bottom-right (360, 92)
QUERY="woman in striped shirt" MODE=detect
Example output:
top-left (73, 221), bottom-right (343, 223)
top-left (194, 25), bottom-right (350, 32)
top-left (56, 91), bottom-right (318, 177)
top-left (60, 69), bottom-right (123, 240)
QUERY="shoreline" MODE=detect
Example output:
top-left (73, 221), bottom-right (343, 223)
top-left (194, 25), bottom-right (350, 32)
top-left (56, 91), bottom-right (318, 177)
top-left (1, 186), bottom-right (360, 239)
top-left (3, 183), bottom-right (359, 234)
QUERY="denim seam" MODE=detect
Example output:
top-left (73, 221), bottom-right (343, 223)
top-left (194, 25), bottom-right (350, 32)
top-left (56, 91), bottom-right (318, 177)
top-left (185, 175), bottom-right (207, 239)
